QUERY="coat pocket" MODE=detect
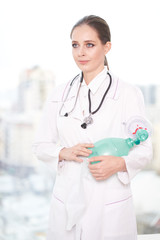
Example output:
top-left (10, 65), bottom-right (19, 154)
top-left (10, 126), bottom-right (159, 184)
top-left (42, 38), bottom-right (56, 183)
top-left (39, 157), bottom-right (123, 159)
top-left (103, 195), bottom-right (137, 239)
top-left (48, 193), bottom-right (66, 233)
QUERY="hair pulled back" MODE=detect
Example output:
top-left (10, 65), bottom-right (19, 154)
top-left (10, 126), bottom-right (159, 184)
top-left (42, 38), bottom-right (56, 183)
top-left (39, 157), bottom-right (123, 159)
top-left (70, 15), bottom-right (111, 70)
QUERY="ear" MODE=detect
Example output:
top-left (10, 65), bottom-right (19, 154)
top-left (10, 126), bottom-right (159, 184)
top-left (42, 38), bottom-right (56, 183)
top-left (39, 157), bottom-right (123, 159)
top-left (104, 41), bottom-right (111, 54)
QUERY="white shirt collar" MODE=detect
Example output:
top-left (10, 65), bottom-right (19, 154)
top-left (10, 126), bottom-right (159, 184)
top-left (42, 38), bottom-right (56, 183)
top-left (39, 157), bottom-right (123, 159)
top-left (82, 67), bottom-right (109, 95)
top-left (51, 68), bottom-right (120, 102)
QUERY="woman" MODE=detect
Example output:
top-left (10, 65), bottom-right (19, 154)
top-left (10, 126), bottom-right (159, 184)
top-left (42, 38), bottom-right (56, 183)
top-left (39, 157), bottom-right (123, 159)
top-left (33, 15), bottom-right (152, 240)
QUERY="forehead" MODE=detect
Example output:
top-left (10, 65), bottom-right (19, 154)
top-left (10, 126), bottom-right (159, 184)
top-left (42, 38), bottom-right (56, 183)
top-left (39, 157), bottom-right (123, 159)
top-left (71, 24), bottom-right (99, 41)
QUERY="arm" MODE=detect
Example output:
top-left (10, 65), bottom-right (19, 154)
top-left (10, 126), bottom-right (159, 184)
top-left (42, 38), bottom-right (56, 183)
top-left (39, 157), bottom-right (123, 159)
top-left (88, 156), bottom-right (126, 181)
top-left (118, 85), bottom-right (153, 184)
top-left (32, 90), bottom-right (63, 172)
top-left (33, 88), bottom-right (94, 172)
top-left (88, 85), bottom-right (153, 182)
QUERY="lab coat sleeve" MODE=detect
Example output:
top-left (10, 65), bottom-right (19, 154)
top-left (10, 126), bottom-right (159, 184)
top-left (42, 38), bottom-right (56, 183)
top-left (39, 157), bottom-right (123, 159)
top-left (32, 87), bottom-right (64, 173)
top-left (118, 84), bottom-right (153, 185)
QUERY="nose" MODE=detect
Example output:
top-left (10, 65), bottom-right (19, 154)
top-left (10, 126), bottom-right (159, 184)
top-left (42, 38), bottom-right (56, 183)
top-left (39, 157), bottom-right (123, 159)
top-left (78, 46), bottom-right (85, 57)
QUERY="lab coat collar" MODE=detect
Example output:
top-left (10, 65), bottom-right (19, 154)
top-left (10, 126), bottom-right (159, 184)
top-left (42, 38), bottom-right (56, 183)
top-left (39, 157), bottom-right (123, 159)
top-left (50, 74), bottom-right (81, 102)
top-left (86, 67), bottom-right (108, 95)
top-left (50, 69), bottom-right (120, 103)
top-left (82, 67), bottom-right (120, 100)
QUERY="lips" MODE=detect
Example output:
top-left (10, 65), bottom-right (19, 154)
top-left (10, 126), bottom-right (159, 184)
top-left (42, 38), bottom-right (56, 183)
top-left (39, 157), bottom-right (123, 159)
top-left (78, 60), bottom-right (89, 64)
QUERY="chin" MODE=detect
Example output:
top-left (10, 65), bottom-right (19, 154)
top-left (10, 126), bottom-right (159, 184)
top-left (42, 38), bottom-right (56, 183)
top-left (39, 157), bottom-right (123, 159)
top-left (77, 65), bottom-right (91, 73)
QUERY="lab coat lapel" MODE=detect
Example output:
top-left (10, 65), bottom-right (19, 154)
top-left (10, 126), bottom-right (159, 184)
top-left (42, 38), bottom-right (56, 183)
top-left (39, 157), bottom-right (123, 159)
top-left (107, 73), bottom-right (120, 100)
top-left (88, 70), bottom-right (120, 101)
top-left (63, 97), bottom-right (83, 121)
top-left (63, 77), bottom-right (84, 121)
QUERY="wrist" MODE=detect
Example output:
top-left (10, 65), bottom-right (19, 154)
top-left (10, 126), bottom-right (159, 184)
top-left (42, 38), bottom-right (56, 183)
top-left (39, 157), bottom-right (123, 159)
top-left (118, 157), bottom-right (127, 172)
top-left (59, 147), bottom-right (66, 161)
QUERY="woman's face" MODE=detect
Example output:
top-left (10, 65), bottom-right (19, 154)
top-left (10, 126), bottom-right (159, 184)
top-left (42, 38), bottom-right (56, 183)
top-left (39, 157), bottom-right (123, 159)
top-left (71, 24), bottom-right (111, 77)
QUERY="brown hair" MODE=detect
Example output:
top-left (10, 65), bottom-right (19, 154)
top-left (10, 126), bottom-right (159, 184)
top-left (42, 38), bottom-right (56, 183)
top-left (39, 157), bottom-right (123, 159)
top-left (70, 15), bottom-right (111, 70)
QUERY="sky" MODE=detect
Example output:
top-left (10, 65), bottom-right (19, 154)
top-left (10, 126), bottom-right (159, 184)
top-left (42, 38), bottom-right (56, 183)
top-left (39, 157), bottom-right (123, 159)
top-left (0, 0), bottom-right (160, 96)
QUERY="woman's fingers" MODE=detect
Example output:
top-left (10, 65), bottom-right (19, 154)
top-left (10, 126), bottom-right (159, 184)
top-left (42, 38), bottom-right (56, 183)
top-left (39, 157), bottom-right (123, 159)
top-left (88, 156), bottom-right (125, 180)
top-left (88, 156), bottom-right (105, 164)
top-left (74, 156), bottom-right (84, 163)
top-left (74, 149), bottom-right (91, 157)
top-left (59, 143), bottom-right (94, 162)
top-left (77, 144), bottom-right (94, 154)
top-left (79, 143), bottom-right (94, 148)
top-left (74, 144), bottom-right (93, 156)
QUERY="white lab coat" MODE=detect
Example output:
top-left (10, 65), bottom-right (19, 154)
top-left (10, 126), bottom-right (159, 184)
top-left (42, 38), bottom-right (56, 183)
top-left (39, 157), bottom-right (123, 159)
top-left (33, 68), bottom-right (152, 240)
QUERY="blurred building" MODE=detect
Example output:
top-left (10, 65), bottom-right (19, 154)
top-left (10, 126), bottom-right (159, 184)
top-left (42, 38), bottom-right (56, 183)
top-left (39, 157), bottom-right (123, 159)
top-left (0, 113), bottom-right (3, 162)
top-left (139, 85), bottom-right (160, 174)
top-left (140, 85), bottom-right (160, 122)
top-left (1, 66), bottom-right (55, 168)
top-left (18, 65), bottom-right (55, 113)
top-left (1, 114), bottom-right (34, 166)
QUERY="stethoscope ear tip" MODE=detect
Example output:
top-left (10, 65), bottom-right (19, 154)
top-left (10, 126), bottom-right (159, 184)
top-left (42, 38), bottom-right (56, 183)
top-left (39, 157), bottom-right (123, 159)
top-left (64, 113), bottom-right (68, 117)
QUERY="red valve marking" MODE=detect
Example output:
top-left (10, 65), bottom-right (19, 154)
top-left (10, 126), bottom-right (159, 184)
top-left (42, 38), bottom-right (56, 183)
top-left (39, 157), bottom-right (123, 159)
top-left (132, 125), bottom-right (147, 135)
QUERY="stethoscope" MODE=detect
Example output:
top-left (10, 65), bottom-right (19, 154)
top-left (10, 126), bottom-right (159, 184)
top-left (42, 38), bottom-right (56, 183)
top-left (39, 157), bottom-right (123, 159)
top-left (59, 71), bottom-right (112, 129)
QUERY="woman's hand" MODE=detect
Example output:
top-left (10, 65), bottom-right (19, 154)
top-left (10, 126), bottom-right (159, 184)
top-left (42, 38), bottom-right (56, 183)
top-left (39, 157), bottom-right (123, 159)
top-left (59, 143), bottom-right (94, 163)
top-left (88, 155), bottom-right (127, 180)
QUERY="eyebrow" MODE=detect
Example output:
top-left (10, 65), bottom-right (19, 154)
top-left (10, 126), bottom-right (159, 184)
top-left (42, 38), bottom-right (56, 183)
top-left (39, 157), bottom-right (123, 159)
top-left (72, 40), bottom-right (96, 43)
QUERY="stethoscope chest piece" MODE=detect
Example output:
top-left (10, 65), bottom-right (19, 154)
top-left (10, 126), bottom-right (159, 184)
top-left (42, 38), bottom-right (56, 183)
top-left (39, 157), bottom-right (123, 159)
top-left (81, 114), bottom-right (93, 129)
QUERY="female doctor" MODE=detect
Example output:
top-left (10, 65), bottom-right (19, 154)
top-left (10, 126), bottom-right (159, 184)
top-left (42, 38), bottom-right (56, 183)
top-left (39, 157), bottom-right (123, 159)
top-left (33, 15), bottom-right (152, 240)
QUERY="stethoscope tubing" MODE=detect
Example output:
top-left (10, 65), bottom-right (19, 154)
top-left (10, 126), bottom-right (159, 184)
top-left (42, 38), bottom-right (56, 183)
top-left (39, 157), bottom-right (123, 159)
top-left (59, 71), bottom-right (111, 118)
top-left (59, 72), bottom-right (83, 117)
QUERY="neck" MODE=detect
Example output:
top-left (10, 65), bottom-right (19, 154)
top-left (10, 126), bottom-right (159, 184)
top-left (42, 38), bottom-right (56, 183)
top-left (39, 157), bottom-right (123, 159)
top-left (83, 66), bottom-right (105, 85)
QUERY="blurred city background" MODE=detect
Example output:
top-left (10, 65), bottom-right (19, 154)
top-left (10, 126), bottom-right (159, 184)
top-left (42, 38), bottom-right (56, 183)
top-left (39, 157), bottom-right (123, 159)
top-left (0, 0), bottom-right (160, 239)
top-left (0, 65), bottom-right (160, 240)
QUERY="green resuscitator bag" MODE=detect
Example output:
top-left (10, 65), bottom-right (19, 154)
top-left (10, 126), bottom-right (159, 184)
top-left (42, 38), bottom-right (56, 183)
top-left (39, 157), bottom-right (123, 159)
top-left (88, 116), bottom-right (152, 164)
